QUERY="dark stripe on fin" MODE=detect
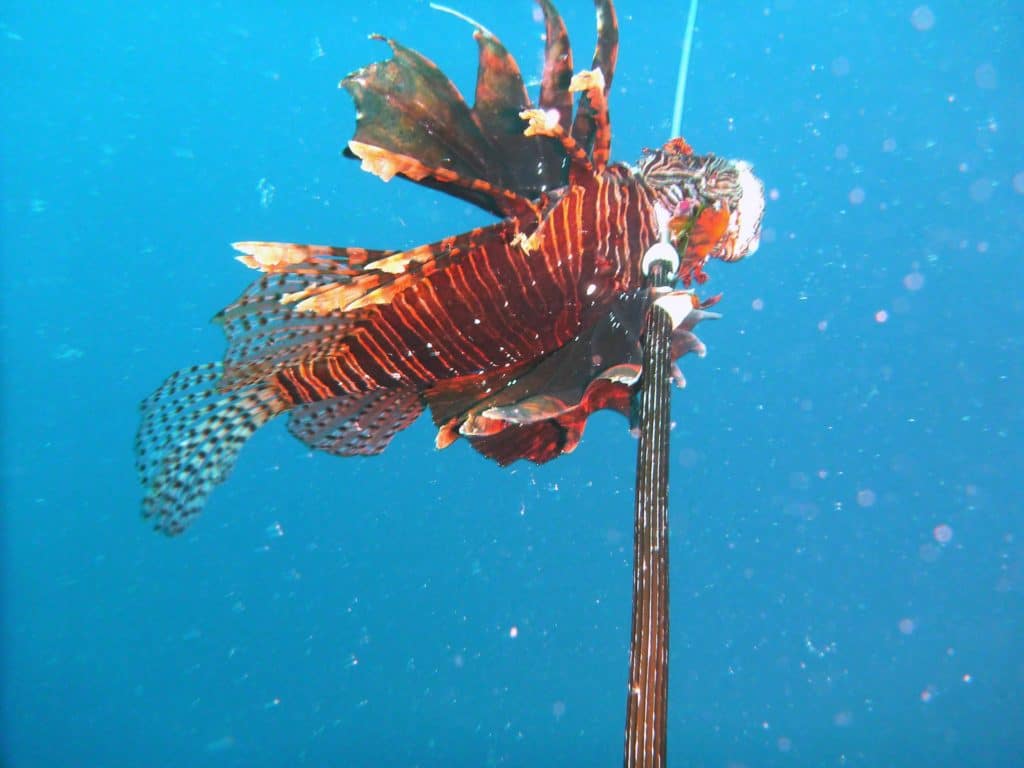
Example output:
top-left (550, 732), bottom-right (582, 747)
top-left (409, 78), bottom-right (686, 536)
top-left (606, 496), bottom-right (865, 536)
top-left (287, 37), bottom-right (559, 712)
top-left (287, 387), bottom-right (424, 456)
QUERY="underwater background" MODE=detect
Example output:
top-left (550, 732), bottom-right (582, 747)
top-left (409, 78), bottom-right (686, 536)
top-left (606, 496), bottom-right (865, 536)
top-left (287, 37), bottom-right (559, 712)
top-left (2, 1), bottom-right (1022, 766)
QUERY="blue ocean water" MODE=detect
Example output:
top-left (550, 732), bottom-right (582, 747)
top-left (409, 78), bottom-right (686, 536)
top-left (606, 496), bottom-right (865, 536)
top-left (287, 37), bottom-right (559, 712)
top-left (2, 1), bottom-right (1022, 765)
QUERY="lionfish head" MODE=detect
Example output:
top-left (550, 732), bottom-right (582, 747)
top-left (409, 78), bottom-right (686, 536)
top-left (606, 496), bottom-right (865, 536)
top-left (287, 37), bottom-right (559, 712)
top-left (637, 139), bottom-right (766, 262)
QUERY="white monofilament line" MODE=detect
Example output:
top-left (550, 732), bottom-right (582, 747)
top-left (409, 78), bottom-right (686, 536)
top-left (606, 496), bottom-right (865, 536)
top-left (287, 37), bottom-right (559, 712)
top-left (670, 0), bottom-right (699, 139)
top-left (429, 2), bottom-right (495, 38)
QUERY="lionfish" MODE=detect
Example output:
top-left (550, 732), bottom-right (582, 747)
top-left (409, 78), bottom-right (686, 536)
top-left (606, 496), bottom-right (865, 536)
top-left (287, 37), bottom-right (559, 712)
top-left (136, 0), bottom-right (764, 534)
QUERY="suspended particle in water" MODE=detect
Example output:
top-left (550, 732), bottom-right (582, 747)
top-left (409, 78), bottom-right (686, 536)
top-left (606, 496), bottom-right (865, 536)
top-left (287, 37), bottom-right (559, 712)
top-left (933, 523), bottom-right (953, 545)
top-left (310, 36), bottom-right (325, 61)
top-left (257, 177), bottom-right (276, 209)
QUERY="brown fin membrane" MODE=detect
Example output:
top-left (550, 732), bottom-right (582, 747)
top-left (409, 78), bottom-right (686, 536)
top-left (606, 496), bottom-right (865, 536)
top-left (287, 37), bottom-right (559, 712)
top-left (343, 37), bottom-right (514, 215)
top-left (341, 10), bottom-right (584, 216)
top-left (570, 0), bottom-right (619, 161)
top-left (472, 27), bottom-right (565, 197)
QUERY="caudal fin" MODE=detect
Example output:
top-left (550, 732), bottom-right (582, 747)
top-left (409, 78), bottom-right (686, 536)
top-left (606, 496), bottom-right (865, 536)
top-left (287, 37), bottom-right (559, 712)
top-left (135, 362), bottom-right (285, 535)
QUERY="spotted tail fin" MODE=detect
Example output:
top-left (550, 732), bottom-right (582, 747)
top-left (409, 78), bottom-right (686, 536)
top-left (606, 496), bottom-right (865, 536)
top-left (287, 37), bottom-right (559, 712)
top-left (135, 362), bottom-right (286, 535)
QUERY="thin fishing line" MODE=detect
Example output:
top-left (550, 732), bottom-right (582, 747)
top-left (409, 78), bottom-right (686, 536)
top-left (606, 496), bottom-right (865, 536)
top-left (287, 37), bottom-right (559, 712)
top-left (428, 2), bottom-right (494, 37)
top-left (670, 0), bottom-right (699, 138)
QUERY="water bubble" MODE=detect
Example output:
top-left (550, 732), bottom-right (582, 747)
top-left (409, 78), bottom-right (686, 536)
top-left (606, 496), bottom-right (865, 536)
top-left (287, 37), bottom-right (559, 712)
top-left (903, 272), bottom-right (925, 291)
top-left (910, 6), bottom-right (935, 31)
top-left (856, 489), bottom-right (876, 508)
top-left (974, 63), bottom-right (997, 90)
top-left (969, 178), bottom-right (995, 203)
top-left (919, 543), bottom-right (941, 563)
top-left (205, 736), bottom-right (236, 753)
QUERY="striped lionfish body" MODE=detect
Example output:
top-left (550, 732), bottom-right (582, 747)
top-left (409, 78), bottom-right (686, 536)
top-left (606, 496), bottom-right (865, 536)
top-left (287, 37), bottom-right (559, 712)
top-left (136, 0), bottom-right (765, 534)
